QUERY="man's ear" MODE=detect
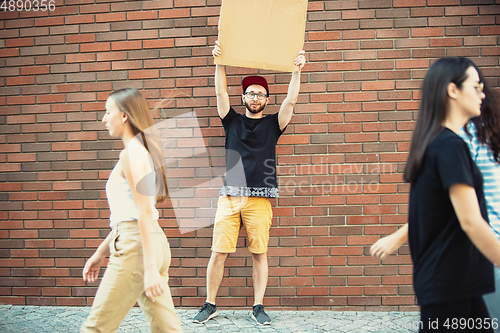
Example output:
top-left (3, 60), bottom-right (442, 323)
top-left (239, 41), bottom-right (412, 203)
top-left (242, 95), bottom-right (245, 105)
top-left (447, 82), bottom-right (459, 100)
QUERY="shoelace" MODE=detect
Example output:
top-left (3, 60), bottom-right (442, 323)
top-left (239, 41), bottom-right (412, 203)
top-left (199, 303), bottom-right (210, 312)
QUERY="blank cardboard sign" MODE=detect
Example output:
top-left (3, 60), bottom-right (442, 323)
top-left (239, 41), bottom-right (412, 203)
top-left (215, 0), bottom-right (308, 73)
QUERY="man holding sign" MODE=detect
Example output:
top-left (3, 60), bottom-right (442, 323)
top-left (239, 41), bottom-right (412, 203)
top-left (192, 41), bottom-right (306, 325)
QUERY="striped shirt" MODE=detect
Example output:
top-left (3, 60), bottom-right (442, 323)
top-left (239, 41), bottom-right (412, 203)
top-left (459, 122), bottom-right (500, 240)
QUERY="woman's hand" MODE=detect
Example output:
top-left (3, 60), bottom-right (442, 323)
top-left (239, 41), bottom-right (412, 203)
top-left (371, 234), bottom-right (400, 260)
top-left (144, 268), bottom-right (164, 302)
top-left (370, 224), bottom-right (408, 260)
top-left (83, 252), bottom-right (105, 283)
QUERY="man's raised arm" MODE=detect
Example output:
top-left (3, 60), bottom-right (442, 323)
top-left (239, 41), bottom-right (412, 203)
top-left (213, 41), bottom-right (230, 119)
top-left (278, 50), bottom-right (306, 131)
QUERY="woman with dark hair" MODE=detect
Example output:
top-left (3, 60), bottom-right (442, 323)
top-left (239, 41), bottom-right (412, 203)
top-left (371, 57), bottom-right (500, 332)
top-left (80, 88), bottom-right (182, 332)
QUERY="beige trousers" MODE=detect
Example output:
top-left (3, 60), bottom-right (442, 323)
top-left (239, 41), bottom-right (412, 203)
top-left (81, 221), bottom-right (182, 333)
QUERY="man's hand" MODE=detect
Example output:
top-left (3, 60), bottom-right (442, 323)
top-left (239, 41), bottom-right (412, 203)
top-left (213, 40), bottom-right (230, 118)
top-left (212, 40), bottom-right (222, 58)
top-left (278, 50), bottom-right (306, 130)
top-left (295, 50), bottom-right (306, 71)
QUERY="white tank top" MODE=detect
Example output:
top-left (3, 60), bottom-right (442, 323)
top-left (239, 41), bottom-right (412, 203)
top-left (105, 143), bottom-right (159, 226)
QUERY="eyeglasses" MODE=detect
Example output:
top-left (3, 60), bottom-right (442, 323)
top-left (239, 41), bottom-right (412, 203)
top-left (462, 82), bottom-right (484, 94)
top-left (245, 92), bottom-right (268, 100)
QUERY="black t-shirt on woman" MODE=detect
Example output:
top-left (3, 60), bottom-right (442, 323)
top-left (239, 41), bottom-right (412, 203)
top-left (408, 127), bottom-right (494, 306)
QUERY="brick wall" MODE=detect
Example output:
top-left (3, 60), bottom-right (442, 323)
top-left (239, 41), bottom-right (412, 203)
top-left (1, 0), bottom-right (499, 310)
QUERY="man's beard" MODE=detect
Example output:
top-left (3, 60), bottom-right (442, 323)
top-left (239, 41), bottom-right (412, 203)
top-left (244, 101), bottom-right (266, 114)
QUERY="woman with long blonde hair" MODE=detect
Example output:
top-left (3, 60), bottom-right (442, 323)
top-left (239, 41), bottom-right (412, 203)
top-left (81, 88), bottom-right (182, 333)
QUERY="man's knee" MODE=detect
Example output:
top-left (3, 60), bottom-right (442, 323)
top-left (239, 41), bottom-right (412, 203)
top-left (211, 251), bottom-right (228, 263)
top-left (251, 252), bottom-right (267, 264)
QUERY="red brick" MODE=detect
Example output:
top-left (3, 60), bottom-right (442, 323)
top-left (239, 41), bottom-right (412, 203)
top-left (65, 54), bottom-right (96, 63)
top-left (308, 31), bottom-right (341, 41)
top-left (482, 47), bottom-right (500, 57)
top-left (410, 27), bottom-right (444, 37)
top-left (65, 33), bottom-right (95, 44)
top-left (124, 11), bottom-right (157, 21)
top-left (81, 42), bottom-right (110, 53)
top-left (6, 38), bottom-right (34, 48)
top-left (34, 16), bottom-right (64, 27)
top-left (429, 16), bottom-right (461, 27)
top-left (342, 9), bottom-right (375, 20)
top-left (331, 286), bottom-right (363, 296)
top-left (143, 38), bottom-right (174, 49)
top-left (463, 16), bottom-right (495, 26)
top-left (110, 41), bottom-right (141, 51)
top-left (6, 76), bottom-right (36, 86)
top-left (343, 30), bottom-right (376, 40)
top-left (281, 297), bottom-right (314, 306)
top-left (348, 296), bottom-right (382, 306)
top-left (427, 0), bottom-right (460, 5)
top-left (428, 37), bottom-right (463, 47)
top-left (480, 26), bottom-right (500, 36)
top-left (128, 70), bottom-right (160, 80)
top-left (394, 0), bottom-right (426, 6)
top-left (382, 276), bottom-right (413, 285)
top-left (96, 12), bottom-right (126, 23)
top-left (159, 8), bottom-right (190, 18)
top-left (464, 36), bottom-right (497, 46)
top-left (12, 287), bottom-right (41, 296)
top-left (0, 48), bottom-right (20, 57)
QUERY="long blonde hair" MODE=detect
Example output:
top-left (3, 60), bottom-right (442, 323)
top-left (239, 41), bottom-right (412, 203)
top-left (109, 88), bottom-right (168, 202)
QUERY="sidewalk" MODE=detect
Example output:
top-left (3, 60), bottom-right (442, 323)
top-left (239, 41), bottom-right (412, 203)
top-left (0, 305), bottom-right (421, 332)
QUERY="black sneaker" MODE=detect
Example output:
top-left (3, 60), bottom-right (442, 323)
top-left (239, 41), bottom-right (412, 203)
top-left (252, 304), bottom-right (271, 325)
top-left (193, 302), bottom-right (218, 324)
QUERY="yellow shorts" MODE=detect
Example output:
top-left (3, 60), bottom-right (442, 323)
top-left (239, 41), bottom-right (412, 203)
top-left (212, 195), bottom-right (273, 254)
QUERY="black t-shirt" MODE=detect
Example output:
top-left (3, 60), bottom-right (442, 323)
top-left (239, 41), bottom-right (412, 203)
top-left (220, 107), bottom-right (285, 197)
top-left (408, 127), bottom-right (494, 306)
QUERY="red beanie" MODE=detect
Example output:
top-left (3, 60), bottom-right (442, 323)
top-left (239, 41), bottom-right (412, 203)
top-left (242, 76), bottom-right (269, 96)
